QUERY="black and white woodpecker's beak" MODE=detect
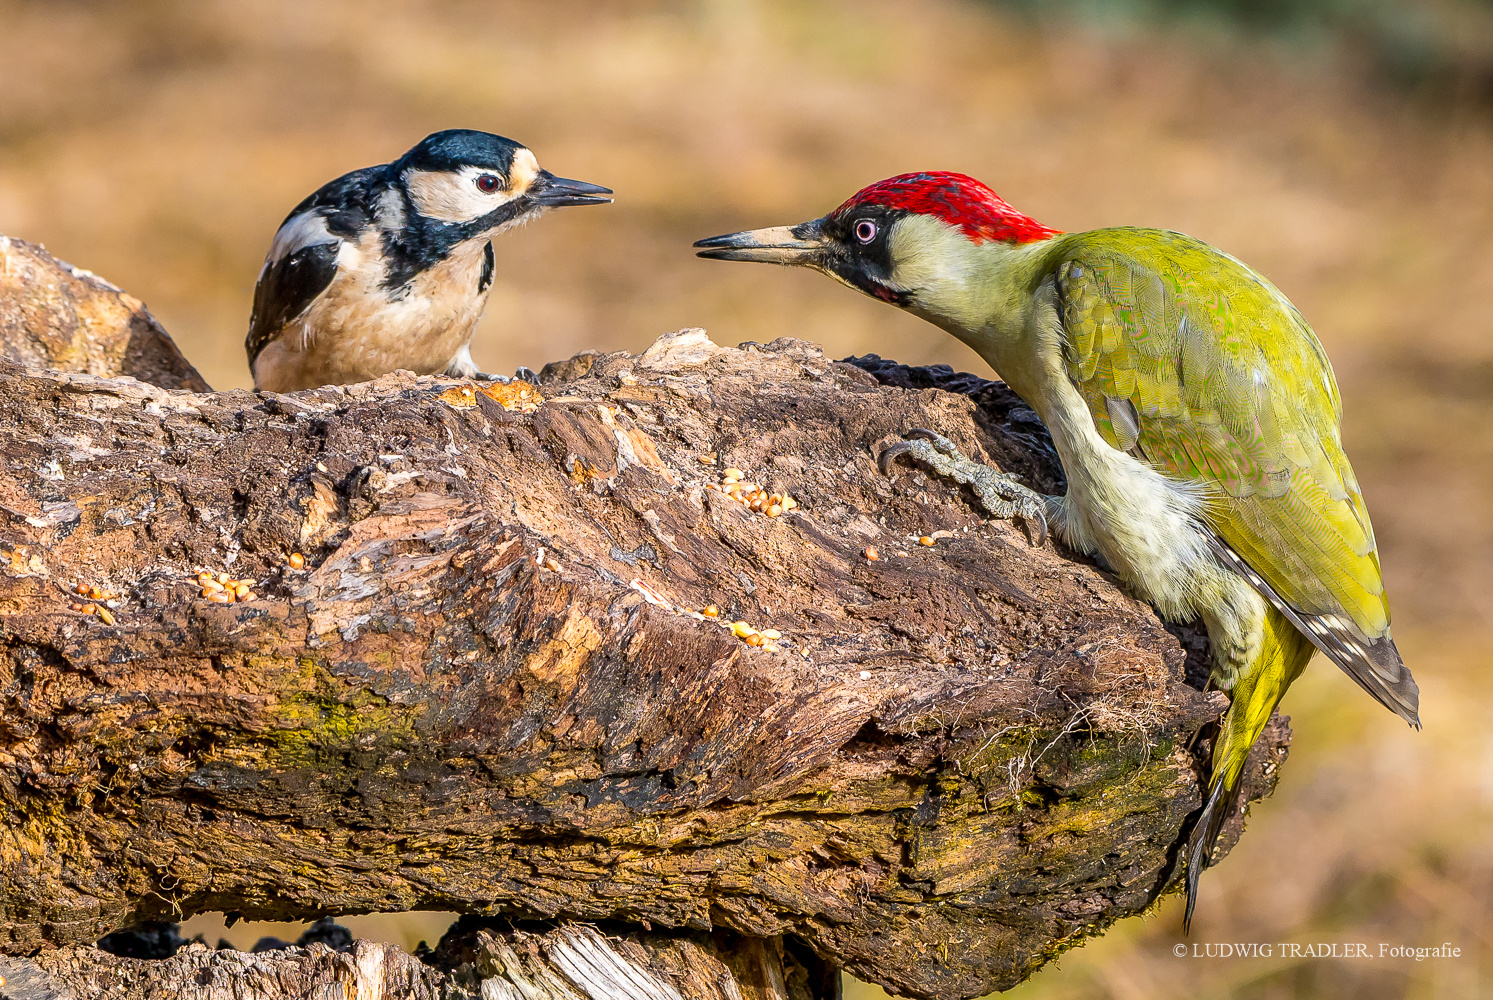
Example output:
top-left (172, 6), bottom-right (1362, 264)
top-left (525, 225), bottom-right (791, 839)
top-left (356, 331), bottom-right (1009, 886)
top-left (529, 170), bottom-right (613, 208)
top-left (693, 219), bottom-right (830, 266)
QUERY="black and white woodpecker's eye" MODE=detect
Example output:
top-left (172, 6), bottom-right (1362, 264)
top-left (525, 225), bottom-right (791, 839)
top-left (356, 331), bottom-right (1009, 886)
top-left (475, 173), bottom-right (502, 194)
top-left (853, 219), bottom-right (878, 244)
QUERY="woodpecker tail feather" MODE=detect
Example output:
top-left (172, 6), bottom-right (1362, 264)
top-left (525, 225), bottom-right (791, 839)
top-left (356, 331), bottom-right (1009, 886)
top-left (1183, 770), bottom-right (1242, 933)
top-left (1183, 609), bottom-right (1317, 932)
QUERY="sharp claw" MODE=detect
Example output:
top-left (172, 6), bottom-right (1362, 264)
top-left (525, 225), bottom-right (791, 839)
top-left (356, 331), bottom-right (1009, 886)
top-left (1025, 510), bottom-right (1049, 548)
top-left (877, 441), bottom-right (916, 476)
top-left (515, 366), bottom-right (539, 382)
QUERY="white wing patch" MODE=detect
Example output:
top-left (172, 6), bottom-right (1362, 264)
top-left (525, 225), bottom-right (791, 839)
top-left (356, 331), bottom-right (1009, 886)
top-left (264, 211), bottom-right (338, 270)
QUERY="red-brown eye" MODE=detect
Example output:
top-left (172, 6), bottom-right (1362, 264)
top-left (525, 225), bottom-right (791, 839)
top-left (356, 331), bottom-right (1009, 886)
top-left (475, 174), bottom-right (502, 193)
top-left (854, 219), bottom-right (878, 244)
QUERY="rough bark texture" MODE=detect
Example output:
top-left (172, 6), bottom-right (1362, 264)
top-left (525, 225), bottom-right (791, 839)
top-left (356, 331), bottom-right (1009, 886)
top-left (3, 921), bottom-right (833, 1000)
top-left (0, 252), bottom-right (1291, 1000)
top-left (0, 237), bottom-right (209, 392)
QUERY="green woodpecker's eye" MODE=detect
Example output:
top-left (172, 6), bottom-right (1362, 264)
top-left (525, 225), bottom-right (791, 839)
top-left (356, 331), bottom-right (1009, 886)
top-left (854, 219), bottom-right (878, 244)
top-left (475, 174), bottom-right (502, 193)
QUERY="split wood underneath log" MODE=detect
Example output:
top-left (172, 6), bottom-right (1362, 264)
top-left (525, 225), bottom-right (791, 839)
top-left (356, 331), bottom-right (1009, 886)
top-left (0, 328), bottom-right (1288, 1000)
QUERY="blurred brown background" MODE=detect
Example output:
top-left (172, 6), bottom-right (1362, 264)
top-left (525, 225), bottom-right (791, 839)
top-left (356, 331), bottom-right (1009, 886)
top-left (2, 0), bottom-right (1490, 996)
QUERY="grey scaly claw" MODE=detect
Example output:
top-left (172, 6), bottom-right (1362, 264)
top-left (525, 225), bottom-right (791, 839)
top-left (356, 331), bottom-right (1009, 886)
top-left (472, 370), bottom-right (513, 383)
top-left (877, 428), bottom-right (1051, 547)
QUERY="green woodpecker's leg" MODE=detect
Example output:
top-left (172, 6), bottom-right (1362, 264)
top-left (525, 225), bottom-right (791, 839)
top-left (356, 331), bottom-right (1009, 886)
top-left (878, 428), bottom-right (1057, 546)
top-left (1183, 604), bottom-right (1316, 932)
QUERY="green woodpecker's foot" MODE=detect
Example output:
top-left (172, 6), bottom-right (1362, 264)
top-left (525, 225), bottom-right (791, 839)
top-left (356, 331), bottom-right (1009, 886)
top-left (878, 428), bottom-right (1049, 546)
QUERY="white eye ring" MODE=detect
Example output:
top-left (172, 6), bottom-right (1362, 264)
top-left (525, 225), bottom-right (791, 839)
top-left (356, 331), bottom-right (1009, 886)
top-left (854, 219), bottom-right (878, 244)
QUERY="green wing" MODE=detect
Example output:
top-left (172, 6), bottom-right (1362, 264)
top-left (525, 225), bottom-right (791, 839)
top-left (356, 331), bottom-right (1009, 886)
top-left (1052, 228), bottom-right (1418, 724)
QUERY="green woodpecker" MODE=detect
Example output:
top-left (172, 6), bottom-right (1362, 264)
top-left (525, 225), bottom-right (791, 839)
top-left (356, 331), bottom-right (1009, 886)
top-left (694, 172), bottom-right (1419, 929)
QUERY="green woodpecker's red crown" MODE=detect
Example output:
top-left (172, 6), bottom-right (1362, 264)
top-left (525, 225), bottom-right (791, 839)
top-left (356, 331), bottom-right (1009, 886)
top-left (831, 172), bottom-right (1060, 245)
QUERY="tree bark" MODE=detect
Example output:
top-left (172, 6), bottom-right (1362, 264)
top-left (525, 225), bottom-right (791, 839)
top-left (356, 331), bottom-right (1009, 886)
top-left (0, 246), bottom-right (1289, 1000)
top-left (3, 922), bottom-right (835, 1000)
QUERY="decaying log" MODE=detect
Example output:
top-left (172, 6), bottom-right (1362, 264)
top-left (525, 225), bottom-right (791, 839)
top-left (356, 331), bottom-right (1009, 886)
top-left (2, 921), bottom-right (832, 1000)
top-left (0, 248), bottom-right (1291, 999)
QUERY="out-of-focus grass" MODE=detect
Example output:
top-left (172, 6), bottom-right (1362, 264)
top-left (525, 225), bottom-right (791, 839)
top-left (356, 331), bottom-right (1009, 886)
top-left (1, 1), bottom-right (1488, 995)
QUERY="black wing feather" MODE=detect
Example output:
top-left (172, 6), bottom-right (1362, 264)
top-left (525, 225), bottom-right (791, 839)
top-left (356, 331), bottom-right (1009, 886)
top-left (245, 242), bottom-right (340, 366)
top-left (245, 165), bottom-right (386, 367)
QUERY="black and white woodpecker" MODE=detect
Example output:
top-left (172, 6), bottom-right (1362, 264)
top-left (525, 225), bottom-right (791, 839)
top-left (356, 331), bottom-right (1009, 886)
top-left (246, 129), bottom-right (612, 392)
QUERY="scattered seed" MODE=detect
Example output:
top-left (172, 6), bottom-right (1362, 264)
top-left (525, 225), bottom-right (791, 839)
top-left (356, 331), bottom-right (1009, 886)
top-left (74, 583), bottom-right (89, 596)
top-left (702, 605), bottom-right (720, 618)
top-left (723, 467), bottom-right (744, 479)
top-left (70, 602), bottom-right (83, 612)
top-left (864, 546), bottom-right (880, 561)
top-left (236, 591), bottom-right (255, 603)
top-left (96, 607), bottom-right (115, 625)
top-left (201, 578), bottom-right (224, 593)
top-left (919, 536), bottom-right (935, 547)
top-left (217, 573), bottom-right (230, 585)
top-left (233, 583), bottom-right (250, 599)
top-left (782, 497), bottom-right (798, 511)
top-left (731, 621), bottom-right (757, 639)
top-left (766, 504), bottom-right (782, 517)
top-left (288, 552), bottom-right (306, 569)
top-left (88, 586), bottom-right (104, 600)
top-left (760, 629), bottom-right (782, 639)
top-left (208, 591), bottom-right (233, 604)
top-left (745, 633), bottom-right (765, 647)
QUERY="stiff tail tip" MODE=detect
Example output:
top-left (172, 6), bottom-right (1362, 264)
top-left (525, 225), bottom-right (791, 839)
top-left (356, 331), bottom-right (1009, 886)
top-left (1182, 775), bottom-right (1242, 934)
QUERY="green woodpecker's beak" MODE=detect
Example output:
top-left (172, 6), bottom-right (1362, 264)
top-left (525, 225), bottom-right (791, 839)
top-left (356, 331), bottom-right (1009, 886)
top-left (693, 219), bottom-right (828, 266)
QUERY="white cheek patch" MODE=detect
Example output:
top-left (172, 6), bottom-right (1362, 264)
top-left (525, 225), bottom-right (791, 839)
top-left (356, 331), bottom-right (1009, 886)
top-left (405, 155), bottom-right (535, 224)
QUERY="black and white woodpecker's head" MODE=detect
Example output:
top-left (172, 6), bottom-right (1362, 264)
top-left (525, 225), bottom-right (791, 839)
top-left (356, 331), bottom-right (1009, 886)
top-left (694, 171), bottom-right (1060, 337)
top-left (247, 128), bottom-right (611, 393)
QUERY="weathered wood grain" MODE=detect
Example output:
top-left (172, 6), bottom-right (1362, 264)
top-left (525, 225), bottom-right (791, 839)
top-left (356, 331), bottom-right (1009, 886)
top-left (6, 922), bottom-right (829, 1000)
